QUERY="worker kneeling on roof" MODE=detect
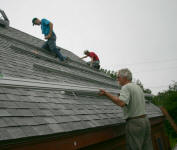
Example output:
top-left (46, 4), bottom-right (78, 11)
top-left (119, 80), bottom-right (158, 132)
top-left (81, 50), bottom-right (100, 69)
top-left (32, 18), bottom-right (67, 62)
top-left (99, 68), bottom-right (153, 150)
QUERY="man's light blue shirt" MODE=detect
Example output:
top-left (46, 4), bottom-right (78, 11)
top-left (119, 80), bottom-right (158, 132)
top-left (41, 18), bottom-right (50, 36)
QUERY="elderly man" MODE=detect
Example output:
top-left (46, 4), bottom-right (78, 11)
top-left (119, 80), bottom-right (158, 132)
top-left (32, 18), bottom-right (67, 62)
top-left (99, 68), bottom-right (153, 150)
top-left (81, 50), bottom-right (100, 69)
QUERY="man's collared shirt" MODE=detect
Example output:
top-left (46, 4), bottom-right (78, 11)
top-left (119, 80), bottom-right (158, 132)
top-left (119, 83), bottom-right (146, 119)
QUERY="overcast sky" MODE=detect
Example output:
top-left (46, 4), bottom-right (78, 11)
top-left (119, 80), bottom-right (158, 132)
top-left (1, 0), bottom-right (177, 94)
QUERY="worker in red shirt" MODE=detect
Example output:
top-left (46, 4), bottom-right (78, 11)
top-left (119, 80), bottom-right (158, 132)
top-left (81, 50), bottom-right (100, 69)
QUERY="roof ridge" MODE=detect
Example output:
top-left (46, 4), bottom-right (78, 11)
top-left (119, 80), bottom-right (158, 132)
top-left (0, 76), bottom-right (119, 95)
top-left (33, 63), bottom-right (118, 89)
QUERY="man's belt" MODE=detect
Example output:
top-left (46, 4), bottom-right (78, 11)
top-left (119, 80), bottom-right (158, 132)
top-left (126, 114), bottom-right (146, 121)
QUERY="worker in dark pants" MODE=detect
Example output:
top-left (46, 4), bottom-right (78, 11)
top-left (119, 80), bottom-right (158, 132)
top-left (99, 68), bottom-right (153, 150)
top-left (81, 50), bottom-right (100, 69)
top-left (32, 18), bottom-right (67, 62)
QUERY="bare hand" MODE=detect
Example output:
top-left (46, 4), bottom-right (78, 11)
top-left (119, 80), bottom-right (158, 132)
top-left (45, 36), bottom-right (49, 39)
top-left (32, 50), bottom-right (39, 55)
top-left (45, 34), bottom-right (51, 39)
top-left (99, 89), bottom-right (106, 96)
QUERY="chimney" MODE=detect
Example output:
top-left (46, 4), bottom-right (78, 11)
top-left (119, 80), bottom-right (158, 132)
top-left (0, 9), bottom-right (9, 27)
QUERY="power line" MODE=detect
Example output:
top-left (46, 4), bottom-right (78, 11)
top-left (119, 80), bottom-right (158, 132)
top-left (117, 58), bottom-right (177, 67)
top-left (133, 66), bottom-right (177, 74)
top-left (146, 85), bottom-right (169, 89)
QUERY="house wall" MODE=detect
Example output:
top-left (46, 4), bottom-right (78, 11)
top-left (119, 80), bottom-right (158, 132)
top-left (0, 125), bottom-right (125, 150)
top-left (151, 122), bottom-right (171, 150)
top-left (79, 135), bottom-right (126, 150)
top-left (80, 117), bottom-right (171, 150)
top-left (0, 117), bottom-right (170, 150)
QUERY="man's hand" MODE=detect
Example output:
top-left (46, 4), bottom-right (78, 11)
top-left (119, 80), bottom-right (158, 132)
top-left (45, 22), bottom-right (53, 40)
top-left (81, 55), bottom-right (88, 59)
top-left (45, 35), bottom-right (51, 40)
top-left (99, 89), bottom-right (106, 96)
top-left (32, 50), bottom-right (39, 55)
top-left (99, 89), bottom-right (126, 107)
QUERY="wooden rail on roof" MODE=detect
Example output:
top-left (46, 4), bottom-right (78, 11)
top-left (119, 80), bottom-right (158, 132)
top-left (160, 106), bottom-right (177, 133)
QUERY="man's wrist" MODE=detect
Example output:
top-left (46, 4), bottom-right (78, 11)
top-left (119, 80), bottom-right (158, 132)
top-left (47, 32), bottom-right (52, 37)
top-left (104, 91), bottom-right (108, 96)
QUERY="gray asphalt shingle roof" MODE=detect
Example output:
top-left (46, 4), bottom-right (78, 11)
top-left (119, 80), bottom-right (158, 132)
top-left (0, 25), bottom-right (163, 142)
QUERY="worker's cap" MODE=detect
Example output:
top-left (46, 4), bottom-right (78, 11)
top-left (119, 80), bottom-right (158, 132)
top-left (84, 50), bottom-right (89, 54)
top-left (32, 18), bottom-right (38, 26)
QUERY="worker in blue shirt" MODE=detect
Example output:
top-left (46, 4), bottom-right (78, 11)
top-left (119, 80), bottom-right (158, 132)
top-left (32, 18), bottom-right (67, 62)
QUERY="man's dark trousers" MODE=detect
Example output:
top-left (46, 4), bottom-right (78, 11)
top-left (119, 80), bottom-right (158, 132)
top-left (42, 32), bottom-right (65, 61)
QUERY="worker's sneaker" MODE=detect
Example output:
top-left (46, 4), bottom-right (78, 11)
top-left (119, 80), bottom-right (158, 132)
top-left (59, 57), bottom-right (69, 64)
top-left (94, 64), bottom-right (100, 70)
top-left (65, 57), bottom-right (70, 61)
top-left (61, 60), bottom-right (68, 64)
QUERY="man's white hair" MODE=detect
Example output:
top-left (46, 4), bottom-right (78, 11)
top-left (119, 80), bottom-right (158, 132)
top-left (118, 68), bottom-right (132, 81)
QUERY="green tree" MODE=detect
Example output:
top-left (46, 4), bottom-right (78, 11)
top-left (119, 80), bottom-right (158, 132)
top-left (134, 79), bottom-right (152, 94)
top-left (152, 82), bottom-right (177, 147)
top-left (100, 68), bottom-right (117, 80)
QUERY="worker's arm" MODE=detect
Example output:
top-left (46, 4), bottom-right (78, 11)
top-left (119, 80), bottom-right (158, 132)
top-left (45, 22), bottom-right (53, 39)
top-left (81, 55), bottom-right (88, 59)
top-left (90, 57), bottom-right (94, 67)
top-left (99, 89), bottom-right (126, 107)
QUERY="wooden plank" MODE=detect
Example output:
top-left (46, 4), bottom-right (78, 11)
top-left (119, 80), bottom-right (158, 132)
top-left (0, 125), bottom-right (125, 150)
top-left (79, 135), bottom-right (126, 150)
top-left (160, 107), bottom-right (177, 133)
